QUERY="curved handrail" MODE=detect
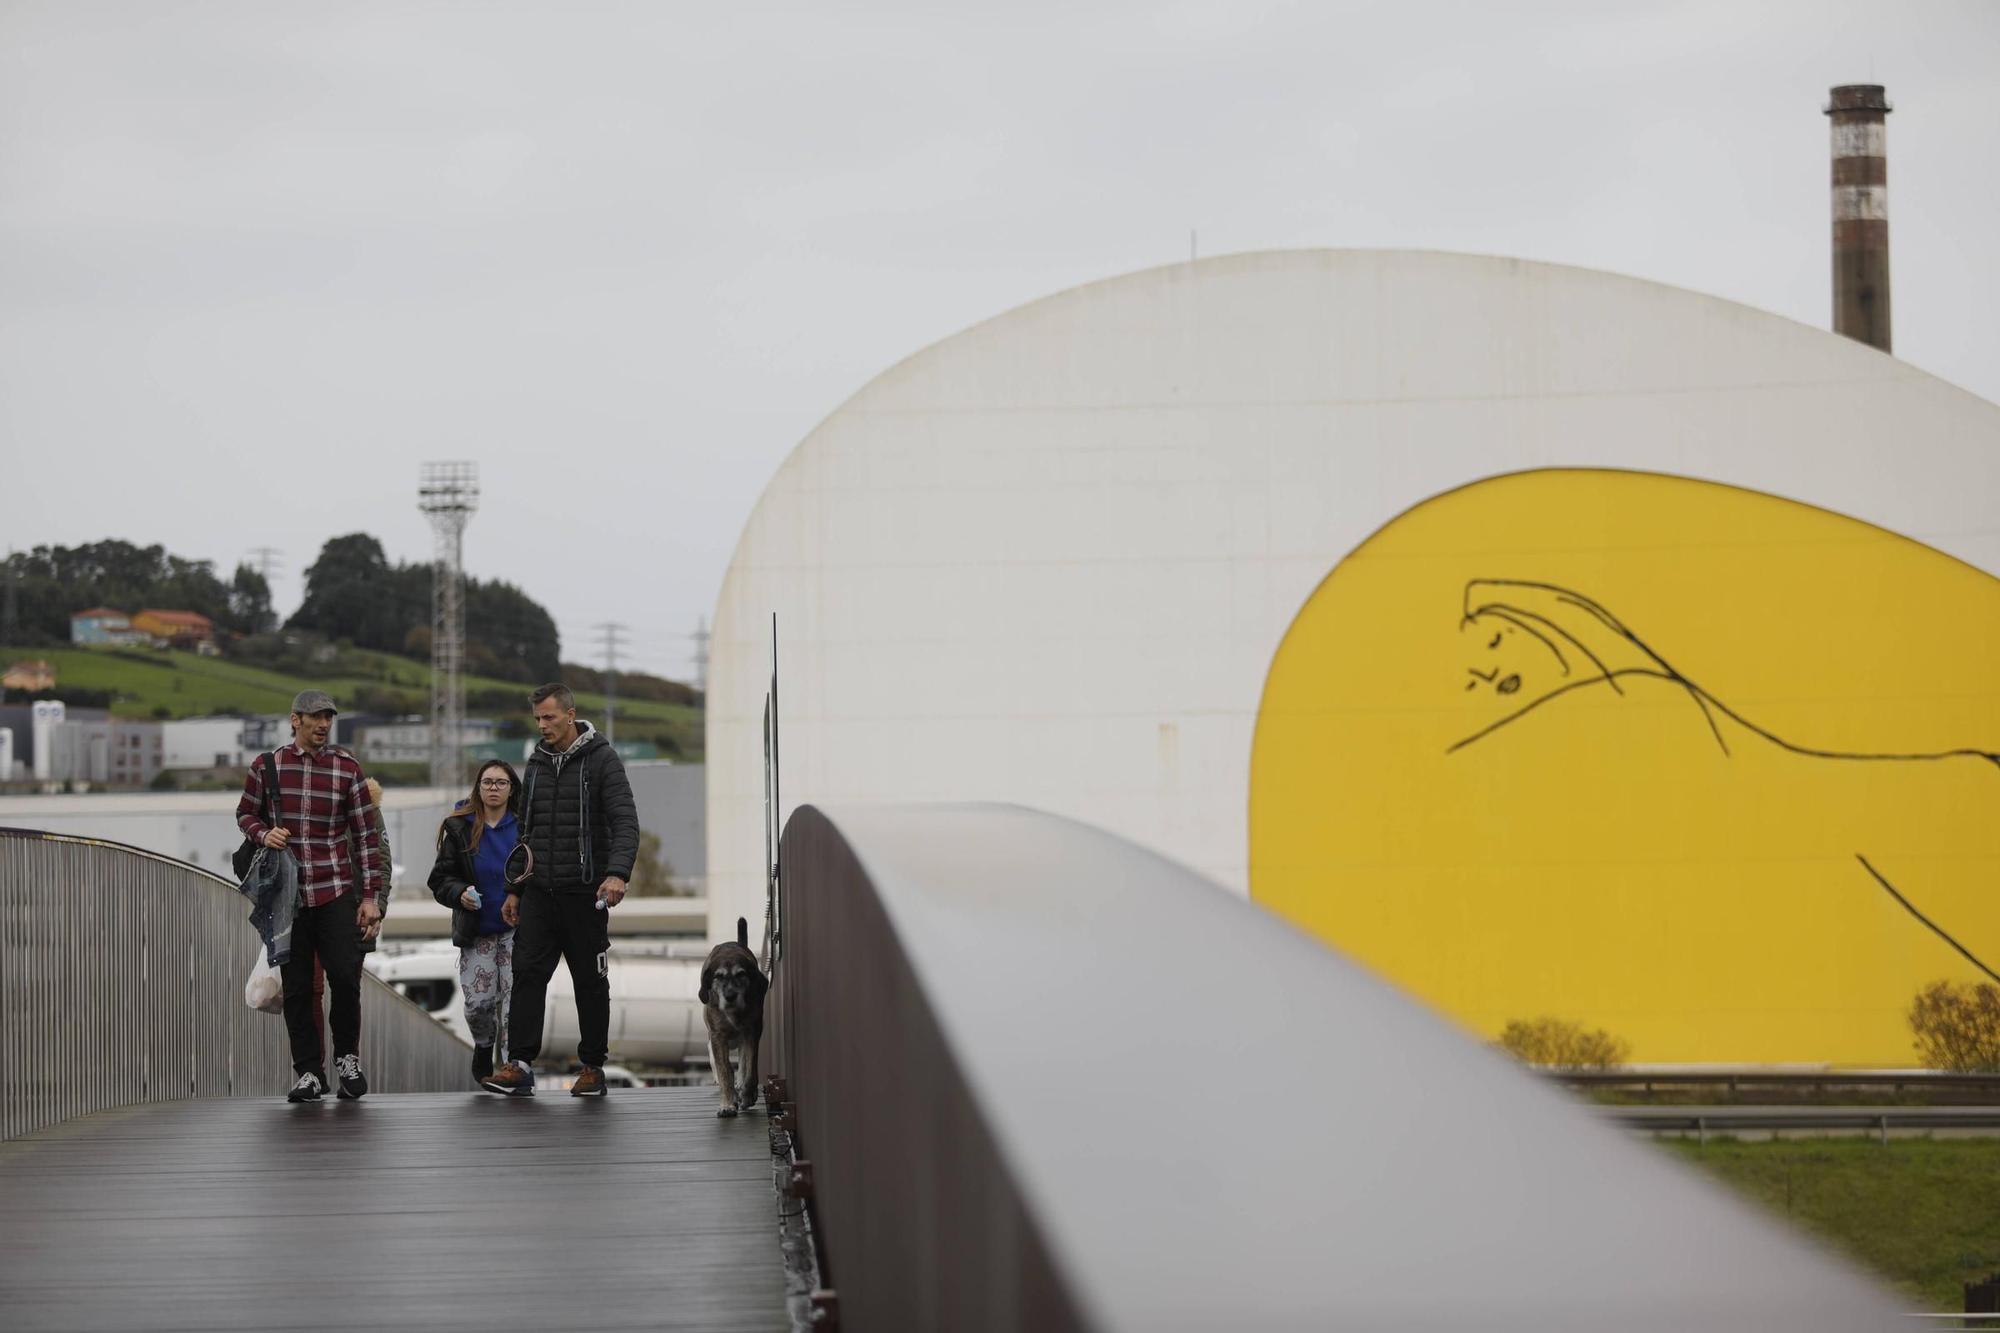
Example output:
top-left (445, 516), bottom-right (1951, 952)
top-left (1, 826), bottom-right (470, 1140)
top-left (768, 802), bottom-right (1906, 1332)
top-left (0, 823), bottom-right (253, 884)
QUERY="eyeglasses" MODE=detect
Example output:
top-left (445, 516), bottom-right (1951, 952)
top-left (478, 779), bottom-right (512, 788)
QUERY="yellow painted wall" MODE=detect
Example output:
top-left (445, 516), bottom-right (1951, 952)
top-left (1249, 469), bottom-right (2000, 1065)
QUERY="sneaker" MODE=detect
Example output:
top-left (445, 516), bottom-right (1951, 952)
top-left (472, 1044), bottom-right (494, 1082)
top-left (287, 1070), bottom-right (325, 1103)
top-left (481, 1060), bottom-right (536, 1097)
top-left (334, 1053), bottom-right (368, 1100)
top-left (571, 1065), bottom-right (607, 1098)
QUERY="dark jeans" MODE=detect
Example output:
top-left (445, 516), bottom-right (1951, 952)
top-left (281, 891), bottom-right (363, 1076)
top-left (507, 887), bottom-right (610, 1069)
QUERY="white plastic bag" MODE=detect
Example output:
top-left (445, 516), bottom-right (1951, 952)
top-left (244, 950), bottom-right (283, 1014)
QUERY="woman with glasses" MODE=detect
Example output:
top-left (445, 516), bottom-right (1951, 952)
top-left (427, 759), bottom-right (524, 1084)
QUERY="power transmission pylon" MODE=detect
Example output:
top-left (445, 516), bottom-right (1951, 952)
top-left (594, 621), bottom-right (628, 746)
top-left (246, 547), bottom-right (282, 631)
top-left (418, 462), bottom-right (479, 790)
top-left (691, 615), bottom-right (710, 694)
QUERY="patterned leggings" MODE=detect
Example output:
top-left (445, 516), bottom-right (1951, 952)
top-left (459, 930), bottom-right (514, 1054)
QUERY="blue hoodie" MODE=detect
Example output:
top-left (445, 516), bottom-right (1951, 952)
top-left (467, 811), bottom-right (519, 936)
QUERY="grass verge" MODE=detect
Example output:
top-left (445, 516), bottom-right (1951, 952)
top-left (1661, 1136), bottom-right (2000, 1311)
top-left (2, 644), bottom-right (702, 760)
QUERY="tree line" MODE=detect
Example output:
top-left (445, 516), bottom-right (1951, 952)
top-left (289, 534), bottom-right (560, 683)
top-left (3, 542), bottom-right (272, 641)
top-left (4, 535), bottom-right (563, 687)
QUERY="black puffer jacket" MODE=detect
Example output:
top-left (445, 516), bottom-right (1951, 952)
top-left (521, 721), bottom-right (638, 895)
top-left (426, 809), bottom-right (488, 948)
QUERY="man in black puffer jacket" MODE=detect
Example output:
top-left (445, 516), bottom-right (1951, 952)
top-left (481, 682), bottom-right (639, 1098)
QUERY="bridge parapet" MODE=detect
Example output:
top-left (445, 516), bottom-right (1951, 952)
top-left (1, 827), bottom-right (468, 1140)
top-left (768, 803), bottom-right (1905, 1332)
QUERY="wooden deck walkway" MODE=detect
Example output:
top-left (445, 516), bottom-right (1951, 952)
top-left (0, 1087), bottom-right (788, 1332)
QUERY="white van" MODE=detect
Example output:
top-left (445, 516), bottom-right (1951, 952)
top-left (366, 943), bottom-right (712, 1068)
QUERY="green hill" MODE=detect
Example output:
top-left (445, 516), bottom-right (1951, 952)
top-left (1, 644), bottom-right (702, 761)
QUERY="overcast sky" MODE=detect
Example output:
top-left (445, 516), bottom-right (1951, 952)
top-left (3, 1), bottom-right (1995, 682)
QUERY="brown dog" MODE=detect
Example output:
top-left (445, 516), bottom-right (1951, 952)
top-left (699, 917), bottom-right (767, 1118)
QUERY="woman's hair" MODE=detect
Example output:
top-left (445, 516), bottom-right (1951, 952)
top-left (459, 759), bottom-right (521, 855)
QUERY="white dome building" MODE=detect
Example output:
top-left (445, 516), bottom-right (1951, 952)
top-left (708, 250), bottom-right (2000, 1065)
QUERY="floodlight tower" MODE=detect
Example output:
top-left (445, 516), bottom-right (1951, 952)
top-left (418, 461), bottom-right (479, 790)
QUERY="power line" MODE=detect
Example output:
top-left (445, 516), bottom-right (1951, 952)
top-left (593, 621), bottom-right (628, 746)
top-left (561, 622), bottom-right (709, 687)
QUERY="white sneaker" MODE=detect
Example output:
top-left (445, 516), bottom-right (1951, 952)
top-left (287, 1071), bottom-right (324, 1103)
top-left (334, 1053), bottom-right (368, 1100)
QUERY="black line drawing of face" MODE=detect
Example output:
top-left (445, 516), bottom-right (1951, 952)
top-left (1462, 614), bottom-right (1565, 700)
top-left (1451, 579), bottom-right (1668, 754)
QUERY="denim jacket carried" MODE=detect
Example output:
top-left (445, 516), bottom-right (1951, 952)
top-left (236, 845), bottom-right (300, 967)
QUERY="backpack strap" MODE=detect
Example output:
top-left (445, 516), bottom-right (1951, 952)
top-left (258, 751), bottom-right (278, 832)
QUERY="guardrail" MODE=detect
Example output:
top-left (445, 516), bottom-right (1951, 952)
top-left (1556, 1069), bottom-right (2000, 1097)
top-left (765, 803), bottom-right (1908, 1332)
top-left (1, 826), bottom-right (470, 1140)
top-left (1605, 1104), bottom-right (2000, 1144)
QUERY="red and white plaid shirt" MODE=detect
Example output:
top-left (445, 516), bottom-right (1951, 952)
top-left (235, 742), bottom-right (383, 907)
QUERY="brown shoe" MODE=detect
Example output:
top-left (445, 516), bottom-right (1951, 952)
top-left (481, 1060), bottom-right (536, 1097)
top-left (571, 1065), bottom-right (608, 1098)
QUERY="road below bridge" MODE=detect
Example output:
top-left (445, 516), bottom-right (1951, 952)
top-left (0, 1087), bottom-right (786, 1332)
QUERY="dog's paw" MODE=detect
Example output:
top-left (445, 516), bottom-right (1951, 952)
top-left (740, 1085), bottom-right (759, 1110)
top-left (716, 1105), bottom-right (738, 1119)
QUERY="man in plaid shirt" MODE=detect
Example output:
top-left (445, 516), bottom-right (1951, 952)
top-left (236, 689), bottom-right (385, 1102)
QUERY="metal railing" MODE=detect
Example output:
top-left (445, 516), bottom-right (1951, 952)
top-left (1556, 1069), bottom-right (2000, 1097)
top-left (1, 827), bottom-right (470, 1140)
top-left (1604, 1104), bottom-right (2000, 1144)
top-left (766, 803), bottom-right (1911, 1332)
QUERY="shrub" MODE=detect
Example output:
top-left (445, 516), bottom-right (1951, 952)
top-left (229, 630), bottom-right (352, 677)
top-left (469, 686), bottom-right (529, 713)
top-left (105, 648), bottom-right (174, 670)
top-left (626, 831), bottom-right (688, 897)
top-left (351, 684), bottom-right (423, 716)
top-left (1498, 1015), bottom-right (1630, 1069)
top-left (1909, 979), bottom-right (2000, 1072)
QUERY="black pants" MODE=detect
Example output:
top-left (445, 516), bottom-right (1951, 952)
top-left (281, 891), bottom-right (363, 1076)
top-left (507, 887), bottom-right (610, 1069)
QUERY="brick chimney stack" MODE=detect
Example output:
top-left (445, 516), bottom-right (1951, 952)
top-left (1825, 84), bottom-right (1892, 353)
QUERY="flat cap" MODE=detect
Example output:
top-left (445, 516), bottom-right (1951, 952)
top-left (291, 689), bottom-right (339, 715)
